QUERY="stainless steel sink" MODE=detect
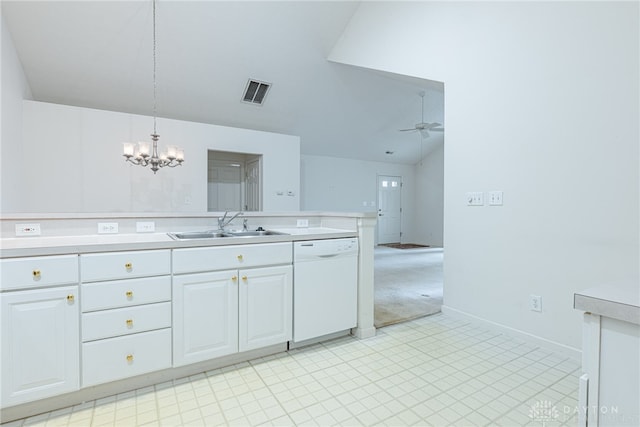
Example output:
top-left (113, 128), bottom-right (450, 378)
top-left (223, 230), bottom-right (287, 237)
top-left (167, 231), bottom-right (228, 240)
top-left (167, 229), bottom-right (288, 240)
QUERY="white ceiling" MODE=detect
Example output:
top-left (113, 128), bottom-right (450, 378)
top-left (2, 0), bottom-right (444, 165)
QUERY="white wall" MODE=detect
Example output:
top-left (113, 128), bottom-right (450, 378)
top-left (301, 154), bottom-right (416, 243)
top-left (0, 9), bottom-right (33, 212)
top-left (330, 1), bottom-right (639, 351)
top-left (5, 101), bottom-right (300, 213)
top-left (414, 144), bottom-right (444, 247)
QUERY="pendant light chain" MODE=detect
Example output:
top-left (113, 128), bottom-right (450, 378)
top-left (152, 0), bottom-right (157, 135)
top-left (122, 0), bottom-right (184, 173)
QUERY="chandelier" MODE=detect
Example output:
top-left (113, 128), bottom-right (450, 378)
top-left (123, 0), bottom-right (184, 174)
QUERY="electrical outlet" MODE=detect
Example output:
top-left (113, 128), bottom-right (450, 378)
top-left (98, 223), bottom-right (119, 234)
top-left (136, 221), bottom-right (155, 233)
top-left (296, 219), bottom-right (309, 228)
top-left (530, 294), bottom-right (542, 312)
top-left (466, 192), bottom-right (484, 206)
top-left (15, 223), bottom-right (41, 237)
top-left (489, 191), bottom-right (504, 206)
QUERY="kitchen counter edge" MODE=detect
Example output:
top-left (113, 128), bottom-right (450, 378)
top-left (574, 281), bottom-right (640, 325)
top-left (0, 230), bottom-right (358, 258)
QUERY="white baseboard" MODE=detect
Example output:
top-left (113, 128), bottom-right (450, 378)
top-left (441, 305), bottom-right (581, 361)
top-left (353, 326), bottom-right (377, 339)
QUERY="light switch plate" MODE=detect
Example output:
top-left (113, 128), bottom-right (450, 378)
top-left (466, 192), bottom-right (484, 206)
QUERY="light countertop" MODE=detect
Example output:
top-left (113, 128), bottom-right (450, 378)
top-left (0, 227), bottom-right (357, 258)
top-left (574, 281), bottom-right (640, 325)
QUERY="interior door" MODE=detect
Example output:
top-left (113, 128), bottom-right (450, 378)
top-left (245, 158), bottom-right (261, 211)
top-left (208, 161), bottom-right (242, 211)
top-left (377, 175), bottom-right (402, 244)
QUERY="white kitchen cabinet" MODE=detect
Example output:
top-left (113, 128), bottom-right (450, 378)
top-left (172, 242), bottom-right (292, 274)
top-left (1, 255), bottom-right (78, 291)
top-left (173, 271), bottom-right (239, 366)
top-left (80, 249), bottom-right (170, 282)
top-left (1, 285), bottom-right (79, 407)
top-left (239, 265), bottom-right (292, 352)
top-left (172, 243), bottom-right (292, 366)
top-left (82, 329), bottom-right (172, 387)
top-left (80, 250), bottom-right (172, 387)
top-left (575, 283), bottom-right (640, 426)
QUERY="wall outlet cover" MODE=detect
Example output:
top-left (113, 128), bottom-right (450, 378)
top-left (136, 221), bottom-right (155, 233)
top-left (98, 222), bottom-right (119, 234)
top-left (530, 294), bottom-right (542, 312)
top-left (296, 219), bottom-right (309, 228)
top-left (489, 191), bottom-right (504, 206)
top-left (15, 223), bottom-right (41, 237)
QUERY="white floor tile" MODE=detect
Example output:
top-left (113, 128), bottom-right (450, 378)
top-left (3, 312), bottom-right (580, 427)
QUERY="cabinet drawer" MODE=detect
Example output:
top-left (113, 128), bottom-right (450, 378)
top-left (173, 242), bottom-right (292, 274)
top-left (82, 276), bottom-right (171, 312)
top-left (1, 255), bottom-right (78, 291)
top-left (81, 250), bottom-right (170, 282)
top-left (82, 302), bottom-right (171, 342)
top-left (82, 328), bottom-right (171, 387)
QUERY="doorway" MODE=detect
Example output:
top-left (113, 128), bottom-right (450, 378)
top-left (377, 175), bottom-right (402, 244)
top-left (374, 136), bottom-right (445, 328)
top-left (208, 150), bottom-right (262, 212)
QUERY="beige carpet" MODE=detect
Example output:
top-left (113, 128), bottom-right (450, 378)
top-left (380, 243), bottom-right (430, 249)
top-left (374, 246), bottom-right (443, 328)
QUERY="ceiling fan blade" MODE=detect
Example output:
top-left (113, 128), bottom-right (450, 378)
top-left (399, 128), bottom-right (417, 132)
top-left (431, 128), bottom-right (444, 132)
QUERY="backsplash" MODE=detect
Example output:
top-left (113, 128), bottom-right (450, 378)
top-left (0, 212), bottom-right (363, 239)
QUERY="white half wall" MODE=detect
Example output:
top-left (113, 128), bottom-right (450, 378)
top-left (4, 101), bottom-right (300, 213)
top-left (330, 1), bottom-right (639, 351)
top-left (301, 154), bottom-right (416, 244)
top-left (1, 8), bottom-right (33, 212)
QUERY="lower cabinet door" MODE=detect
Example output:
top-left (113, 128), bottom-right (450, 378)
top-left (239, 265), bottom-right (292, 352)
top-left (172, 271), bottom-right (238, 366)
top-left (1, 286), bottom-right (79, 407)
top-left (82, 328), bottom-right (171, 387)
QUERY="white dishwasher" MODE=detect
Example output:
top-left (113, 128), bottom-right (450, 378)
top-left (293, 238), bottom-right (358, 343)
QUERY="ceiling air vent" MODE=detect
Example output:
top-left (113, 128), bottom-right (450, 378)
top-left (242, 79), bottom-right (271, 106)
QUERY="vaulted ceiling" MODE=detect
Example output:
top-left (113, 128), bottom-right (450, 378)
top-left (2, 0), bottom-right (444, 164)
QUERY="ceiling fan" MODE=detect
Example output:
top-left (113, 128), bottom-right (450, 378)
top-left (399, 91), bottom-right (444, 138)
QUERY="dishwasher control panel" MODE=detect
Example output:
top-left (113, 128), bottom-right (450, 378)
top-left (294, 238), bottom-right (358, 260)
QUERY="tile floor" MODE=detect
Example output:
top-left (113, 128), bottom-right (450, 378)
top-left (4, 314), bottom-right (580, 427)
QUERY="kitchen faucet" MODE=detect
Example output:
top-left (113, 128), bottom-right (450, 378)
top-left (217, 211), bottom-right (243, 231)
